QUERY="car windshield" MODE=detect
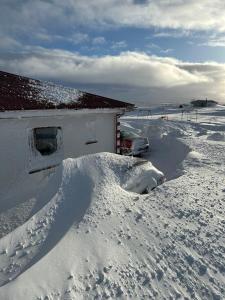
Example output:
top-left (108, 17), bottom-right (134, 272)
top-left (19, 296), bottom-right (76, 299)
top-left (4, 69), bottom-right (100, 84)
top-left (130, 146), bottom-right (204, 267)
top-left (121, 131), bottom-right (140, 139)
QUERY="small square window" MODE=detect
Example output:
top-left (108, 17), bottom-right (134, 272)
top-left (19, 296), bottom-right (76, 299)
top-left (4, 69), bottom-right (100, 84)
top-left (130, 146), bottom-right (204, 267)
top-left (33, 127), bottom-right (61, 156)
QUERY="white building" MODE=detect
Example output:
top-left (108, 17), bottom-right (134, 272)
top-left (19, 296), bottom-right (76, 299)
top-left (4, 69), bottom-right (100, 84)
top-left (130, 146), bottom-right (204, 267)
top-left (0, 71), bottom-right (134, 202)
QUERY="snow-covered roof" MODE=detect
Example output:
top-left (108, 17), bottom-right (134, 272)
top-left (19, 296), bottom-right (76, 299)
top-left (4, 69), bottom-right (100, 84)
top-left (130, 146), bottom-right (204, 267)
top-left (0, 71), bottom-right (134, 111)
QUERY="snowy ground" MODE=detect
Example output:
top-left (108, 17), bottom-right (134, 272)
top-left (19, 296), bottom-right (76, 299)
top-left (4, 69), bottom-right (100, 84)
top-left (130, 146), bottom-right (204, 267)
top-left (0, 105), bottom-right (225, 299)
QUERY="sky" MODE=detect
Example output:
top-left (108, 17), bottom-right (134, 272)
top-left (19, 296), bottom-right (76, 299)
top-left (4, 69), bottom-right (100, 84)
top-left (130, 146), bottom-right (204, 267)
top-left (1, 0), bottom-right (225, 106)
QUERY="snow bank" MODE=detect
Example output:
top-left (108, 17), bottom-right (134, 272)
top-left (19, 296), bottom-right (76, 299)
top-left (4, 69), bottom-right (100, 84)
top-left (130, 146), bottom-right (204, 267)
top-left (122, 159), bottom-right (164, 193)
top-left (207, 132), bottom-right (225, 141)
top-left (121, 118), bottom-right (191, 180)
top-left (0, 153), bottom-right (164, 299)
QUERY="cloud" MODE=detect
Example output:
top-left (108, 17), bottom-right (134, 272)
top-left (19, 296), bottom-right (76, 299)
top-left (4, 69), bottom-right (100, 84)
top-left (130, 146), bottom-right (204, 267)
top-left (71, 33), bottom-right (90, 45)
top-left (152, 30), bottom-right (191, 38)
top-left (1, 1), bottom-right (225, 106)
top-left (202, 36), bottom-right (225, 47)
top-left (57, 0), bottom-right (225, 32)
top-left (146, 43), bottom-right (173, 54)
top-left (1, 0), bottom-right (225, 43)
top-left (146, 43), bottom-right (160, 49)
top-left (92, 37), bottom-right (106, 45)
top-left (111, 41), bottom-right (128, 49)
top-left (0, 34), bottom-right (22, 50)
top-left (0, 48), bottom-right (208, 88)
top-left (160, 49), bottom-right (173, 54)
top-left (1, 48), bottom-right (225, 105)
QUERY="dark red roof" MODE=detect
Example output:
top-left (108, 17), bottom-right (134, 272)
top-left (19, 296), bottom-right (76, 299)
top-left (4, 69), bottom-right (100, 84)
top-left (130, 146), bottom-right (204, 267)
top-left (0, 71), bottom-right (134, 111)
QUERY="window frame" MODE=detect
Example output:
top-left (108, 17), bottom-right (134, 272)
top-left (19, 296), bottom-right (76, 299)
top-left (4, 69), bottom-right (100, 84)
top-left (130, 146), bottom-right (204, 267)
top-left (33, 126), bottom-right (62, 156)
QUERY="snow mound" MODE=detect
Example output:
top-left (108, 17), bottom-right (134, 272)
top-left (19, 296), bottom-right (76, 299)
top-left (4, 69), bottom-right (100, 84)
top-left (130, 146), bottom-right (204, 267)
top-left (184, 151), bottom-right (208, 168)
top-left (0, 153), bottom-right (164, 294)
top-left (146, 120), bottom-right (186, 139)
top-left (121, 159), bottom-right (164, 194)
top-left (144, 121), bottom-right (190, 180)
top-left (186, 151), bottom-right (205, 161)
top-left (207, 132), bottom-right (225, 141)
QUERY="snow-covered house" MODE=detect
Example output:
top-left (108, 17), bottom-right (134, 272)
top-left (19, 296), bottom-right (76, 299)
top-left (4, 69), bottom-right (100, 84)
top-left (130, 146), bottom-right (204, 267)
top-left (0, 71), bottom-right (134, 197)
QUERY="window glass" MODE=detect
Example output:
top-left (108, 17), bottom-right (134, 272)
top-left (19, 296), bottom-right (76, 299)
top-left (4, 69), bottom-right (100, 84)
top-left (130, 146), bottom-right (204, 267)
top-left (121, 130), bottom-right (139, 139)
top-left (33, 127), bottom-right (61, 156)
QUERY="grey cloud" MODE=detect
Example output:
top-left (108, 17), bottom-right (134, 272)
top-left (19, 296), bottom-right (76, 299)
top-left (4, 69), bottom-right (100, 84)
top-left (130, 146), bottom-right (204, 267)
top-left (0, 49), bottom-right (208, 87)
top-left (1, 48), bottom-right (224, 105)
top-left (133, 0), bottom-right (149, 5)
top-left (1, 0), bottom-right (225, 42)
top-left (0, 35), bottom-right (22, 50)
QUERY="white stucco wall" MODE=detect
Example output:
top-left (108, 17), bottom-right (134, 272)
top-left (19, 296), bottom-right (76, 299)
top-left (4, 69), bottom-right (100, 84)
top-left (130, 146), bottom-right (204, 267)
top-left (0, 110), bottom-right (118, 203)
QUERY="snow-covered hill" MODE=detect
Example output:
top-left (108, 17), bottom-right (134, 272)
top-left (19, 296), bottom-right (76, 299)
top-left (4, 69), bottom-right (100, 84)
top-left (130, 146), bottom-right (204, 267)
top-left (0, 105), bottom-right (225, 299)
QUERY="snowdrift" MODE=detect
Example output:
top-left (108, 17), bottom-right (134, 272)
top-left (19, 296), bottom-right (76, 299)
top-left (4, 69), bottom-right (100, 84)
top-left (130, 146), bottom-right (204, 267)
top-left (0, 153), bottom-right (164, 299)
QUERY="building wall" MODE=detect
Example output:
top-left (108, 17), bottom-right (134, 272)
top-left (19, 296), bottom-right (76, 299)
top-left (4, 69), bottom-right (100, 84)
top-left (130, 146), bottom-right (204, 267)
top-left (63, 113), bottom-right (116, 158)
top-left (0, 112), bottom-right (117, 204)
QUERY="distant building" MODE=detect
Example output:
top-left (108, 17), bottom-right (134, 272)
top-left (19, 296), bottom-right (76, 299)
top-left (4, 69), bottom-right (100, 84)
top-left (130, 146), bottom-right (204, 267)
top-left (191, 99), bottom-right (218, 107)
top-left (0, 71), bottom-right (134, 198)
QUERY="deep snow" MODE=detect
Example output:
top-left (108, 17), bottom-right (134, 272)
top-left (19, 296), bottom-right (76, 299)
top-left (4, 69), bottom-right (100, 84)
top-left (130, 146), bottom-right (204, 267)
top-left (0, 105), bottom-right (225, 299)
